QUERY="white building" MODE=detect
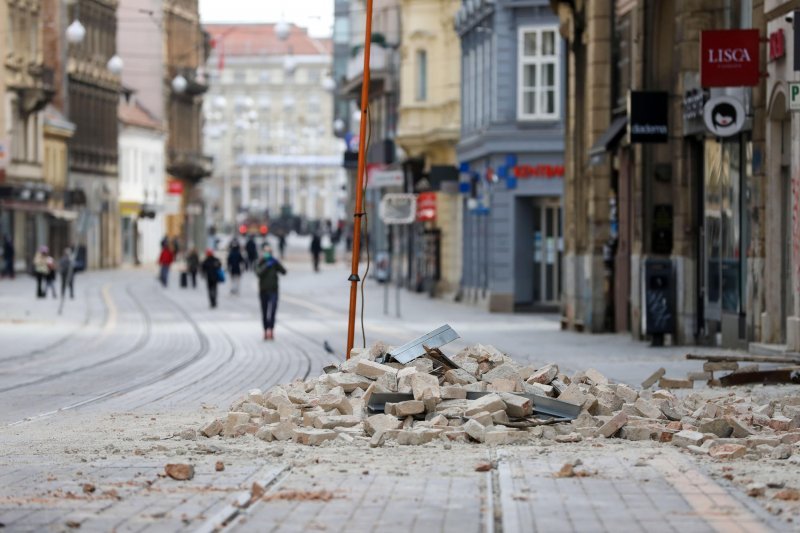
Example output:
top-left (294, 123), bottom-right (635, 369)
top-left (203, 23), bottom-right (344, 232)
top-left (118, 99), bottom-right (167, 264)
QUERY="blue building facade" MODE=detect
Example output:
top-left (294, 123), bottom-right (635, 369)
top-left (455, 0), bottom-right (565, 312)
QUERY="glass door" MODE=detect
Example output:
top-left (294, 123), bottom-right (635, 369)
top-left (532, 199), bottom-right (562, 306)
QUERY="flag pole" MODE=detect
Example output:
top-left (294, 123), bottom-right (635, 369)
top-left (345, 0), bottom-right (375, 360)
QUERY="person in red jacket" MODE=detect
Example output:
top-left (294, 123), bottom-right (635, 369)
top-left (158, 241), bottom-right (174, 287)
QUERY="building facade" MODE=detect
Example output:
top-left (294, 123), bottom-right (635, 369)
top-left (203, 23), bottom-right (342, 234)
top-left (456, 0), bottom-right (566, 312)
top-left (553, 0), bottom-right (770, 348)
top-left (164, 0), bottom-right (211, 250)
top-left (118, 99), bottom-right (166, 265)
top-left (0, 0), bottom-right (58, 271)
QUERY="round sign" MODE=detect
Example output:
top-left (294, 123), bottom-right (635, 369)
top-left (704, 95), bottom-right (745, 137)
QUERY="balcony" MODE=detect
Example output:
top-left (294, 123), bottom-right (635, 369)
top-left (340, 45), bottom-right (392, 97)
top-left (14, 67), bottom-right (55, 114)
top-left (171, 67), bottom-right (209, 98)
top-left (167, 150), bottom-right (214, 182)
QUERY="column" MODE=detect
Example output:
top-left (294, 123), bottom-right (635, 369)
top-left (241, 166), bottom-right (250, 210)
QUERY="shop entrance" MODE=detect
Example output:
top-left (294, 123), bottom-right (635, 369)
top-left (531, 198), bottom-right (562, 307)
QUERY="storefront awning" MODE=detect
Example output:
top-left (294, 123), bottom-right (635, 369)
top-left (589, 116), bottom-right (628, 164)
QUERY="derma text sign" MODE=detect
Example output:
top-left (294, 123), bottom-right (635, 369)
top-left (701, 29), bottom-right (760, 87)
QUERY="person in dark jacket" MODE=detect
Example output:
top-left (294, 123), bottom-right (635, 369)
top-left (277, 232), bottom-right (287, 259)
top-left (186, 247), bottom-right (200, 288)
top-left (310, 233), bottom-right (322, 272)
top-left (254, 245), bottom-right (286, 340)
top-left (227, 239), bottom-right (245, 295)
top-left (200, 249), bottom-right (222, 308)
top-left (2, 235), bottom-right (14, 278)
top-left (58, 247), bottom-right (76, 299)
top-left (245, 235), bottom-right (258, 271)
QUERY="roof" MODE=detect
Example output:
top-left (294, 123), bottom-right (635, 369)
top-left (119, 100), bottom-right (164, 131)
top-left (203, 23), bottom-right (333, 57)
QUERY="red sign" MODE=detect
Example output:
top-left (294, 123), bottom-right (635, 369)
top-left (512, 164), bottom-right (565, 179)
top-left (769, 29), bottom-right (785, 61)
top-left (701, 29), bottom-right (760, 87)
top-left (416, 192), bottom-right (436, 222)
top-left (167, 180), bottom-right (184, 195)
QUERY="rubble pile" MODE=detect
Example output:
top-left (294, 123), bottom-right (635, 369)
top-left (198, 343), bottom-right (800, 457)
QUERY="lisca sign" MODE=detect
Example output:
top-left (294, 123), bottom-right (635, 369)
top-left (700, 29), bottom-right (760, 87)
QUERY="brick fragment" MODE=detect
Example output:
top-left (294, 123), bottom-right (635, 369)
top-left (527, 364), bottom-right (558, 385)
top-left (463, 419), bottom-right (486, 442)
top-left (364, 414), bottom-right (402, 436)
top-left (444, 368), bottom-right (477, 385)
top-left (393, 400), bottom-right (425, 417)
top-left (687, 371), bottom-right (712, 381)
top-left (465, 394), bottom-right (506, 416)
top-left (355, 359), bottom-right (398, 380)
top-left (596, 412), bottom-right (628, 438)
top-left (223, 412), bottom-right (250, 437)
top-left (584, 368), bottom-right (608, 385)
top-left (410, 373), bottom-right (440, 401)
top-left (641, 368), bottom-right (666, 389)
top-left (658, 377), bottom-right (693, 389)
top-left (200, 419), bottom-right (223, 438)
top-left (441, 385), bottom-right (467, 399)
top-left (634, 398), bottom-right (664, 419)
top-left (615, 384), bottom-right (639, 403)
top-left (164, 464), bottom-right (194, 481)
top-left (468, 410), bottom-right (494, 427)
top-left (294, 428), bottom-right (337, 446)
top-left (500, 393), bottom-right (532, 418)
top-left (698, 418), bottom-right (732, 438)
top-left (672, 430), bottom-right (705, 448)
top-left (726, 417), bottom-right (755, 438)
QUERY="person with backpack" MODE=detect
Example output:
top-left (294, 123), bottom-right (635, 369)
top-left (254, 244), bottom-right (286, 340)
top-left (200, 249), bottom-right (222, 308)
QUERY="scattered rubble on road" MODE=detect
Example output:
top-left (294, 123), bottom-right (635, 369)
top-left (164, 463), bottom-right (194, 481)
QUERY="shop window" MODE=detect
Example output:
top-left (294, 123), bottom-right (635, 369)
top-left (517, 26), bottom-right (560, 121)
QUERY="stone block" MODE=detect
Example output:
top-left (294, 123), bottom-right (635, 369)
top-left (441, 385), bottom-right (467, 399)
top-left (376, 372), bottom-right (398, 392)
top-left (527, 364), bottom-right (558, 384)
top-left (698, 418), bottom-right (733, 438)
top-left (232, 424), bottom-right (258, 436)
top-left (641, 368), bottom-right (666, 389)
top-left (313, 415), bottom-right (362, 430)
top-left (769, 415), bottom-right (800, 431)
top-left (444, 368), bottom-right (477, 385)
top-left (261, 409), bottom-right (280, 424)
top-left (294, 428), bottom-right (337, 446)
top-left (200, 419), bottom-right (223, 438)
top-left (620, 426), bottom-right (653, 441)
top-left (500, 393), bottom-right (533, 418)
top-left (708, 443), bottom-right (747, 460)
top-left (463, 382), bottom-right (487, 392)
top-left (465, 394), bottom-right (506, 416)
top-left (492, 410), bottom-right (510, 425)
top-left (468, 410), bottom-right (494, 427)
top-left (596, 412), bottom-right (628, 438)
top-left (485, 428), bottom-right (521, 445)
top-left (658, 377), bottom-right (693, 389)
top-left (726, 417), bottom-right (755, 438)
top-left (240, 402), bottom-right (264, 416)
top-left (558, 383), bottom-right (587, 407)
top-left (672, 430), bottom-right (705, 448)
top-left (364, 414), bottom-right (402, 436)
top-left (271, 421), bottom-right (296, 441)
top-left (355, 359), bottom-right (398, 380)
top-left (463, 419), bottom-right (486, 442)
top-left (395, 428), bottom-right (440, 446)
top-left (326, 372), bottom-right (372, 392)
top-left (482, 362), bottom-right (523, 382)
top-left (525, 382), bottom-right (555, 397)
top-left (255, 426), bottom-right (274, 442)
top-left (554, 432), bottom-right (583, 443)
top-left (702, 361), bottom-right (738, 372)
top-left (394, 400), bottom-right (425, 417)
top-left (615, 384), bottom-right (639, 403)
top-left (410, 373), bottom-right (440, 401)
top-left (687, 371), bottom-right (712, 381)
top-left (487, 378), bottom-right (518, 392)
top-left (634, 398), bottom-right (664, 420)
top-left (584, 368), bottom-right (608, 385)
top-left (223, 412), bottom-right (250, 437)
top-left (396, 367), bottom-right (418, 393)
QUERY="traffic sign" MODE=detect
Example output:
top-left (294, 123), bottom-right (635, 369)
top-left (790, 82), bottom-right (800, 111)
top-left (379, 193), bottom-right (416, 224)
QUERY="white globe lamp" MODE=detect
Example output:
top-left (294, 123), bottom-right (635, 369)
top-left (66, 20), bottom-right (86, 44)
top-left (172, 74), bottom-right (188, 94)
top-left (275, 20), bottom-right (291, 41)
top-left (322, 76), bottom-right (336, 92)
top-left (106, 54), bottom-right (124, 75)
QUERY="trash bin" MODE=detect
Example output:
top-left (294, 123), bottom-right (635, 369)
top-left (324, 247), bottom-right (335, 264)
top-left (644, 259), bottom-right (674, 340)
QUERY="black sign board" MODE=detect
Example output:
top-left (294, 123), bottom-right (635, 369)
top-left (628, 91), bottom-right (669, 143)
top-left (795, 11), bottom-right (800, 71)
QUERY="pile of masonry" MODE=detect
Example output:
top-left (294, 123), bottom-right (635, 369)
top-left (197, 344), bottom-right (800, 458)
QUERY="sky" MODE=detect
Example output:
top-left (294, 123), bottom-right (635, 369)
top-left (199, 0), bottom-right (334, 37)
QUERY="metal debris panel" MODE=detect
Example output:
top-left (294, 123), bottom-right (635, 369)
top-left (388, 325), bottom-right (460, 364)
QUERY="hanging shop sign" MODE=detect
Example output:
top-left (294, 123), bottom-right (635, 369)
top-left (416, 192), bottom-right (437, 222)
top-left (704, 95), bottom-right (745, 137)
top-left (769, 28), bottom-right (785, 62)
top-left (367, 164), bottom-right (404, 189)
top-left (379, 193), bottom-right (416, 224)
top-left (700, 29), bottom-right (760, 87)
top-left (167, 180), bottom-right (184, 195)
top-left (511, 164), bottom-right (565, 179)
top-left (789, 83), bottom-right (800, 111)
top-left (628, 91), bottom-right (669, 143)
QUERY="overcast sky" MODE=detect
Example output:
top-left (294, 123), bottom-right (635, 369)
top-left (199, 0), bottom-right (334, 37)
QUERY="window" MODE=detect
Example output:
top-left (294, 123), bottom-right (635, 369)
top-left (415, 50), bottom-right (427, 101)
top-left (518, 26), bottom-right (560, 120)
top-left (259, 70), bottom-right (270, 84)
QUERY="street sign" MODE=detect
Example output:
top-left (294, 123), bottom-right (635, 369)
top-left (379, 193), bottom-right (416, 224)
top-left (790, 83), bottom-right (800, 111)
top-left (368, 165), bottom-right (403, 189)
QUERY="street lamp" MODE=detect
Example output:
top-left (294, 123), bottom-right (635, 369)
top-left (106, 54), bottom-right (124, 75)
top-left (172, 74), bottom-right (188, 94)
top-left (322, 76), bottom-right (336, 92)
top-left (66, 19), bottom-right (86, 44)
top-left (275, 20), bottom-right (291, 41)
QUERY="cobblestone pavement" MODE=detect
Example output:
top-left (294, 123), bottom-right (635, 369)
top-left (0, 239), bottom-right (788, 532)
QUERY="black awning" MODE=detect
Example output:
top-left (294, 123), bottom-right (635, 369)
top-left (589, 116), bottom-right (628, 159)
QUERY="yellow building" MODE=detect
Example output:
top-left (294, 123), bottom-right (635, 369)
top-left (396, 0), bottom-right (462, 297)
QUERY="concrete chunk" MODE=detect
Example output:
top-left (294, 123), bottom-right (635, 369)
top-left (394, 400), bottom-right (425, 417)
top-left (596, 412), bottom-right (628, 438)
top-left (364, 414), bottom-right (402, 436)
top-left (500, 393), bottom-right (533, 418)
top-left (293, 428), bottom-right (337, 446)
top-left (355, 359), bottom-right (398, 380)
top-left (672, 430), bottom-right (705, 448)
top-left (463, 419), bottom-right (486, 442)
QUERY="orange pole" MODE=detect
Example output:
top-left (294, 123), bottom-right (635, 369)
top-left (346, 0), bottom-right (374, 360)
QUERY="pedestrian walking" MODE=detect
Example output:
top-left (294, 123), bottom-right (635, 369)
top-left (44, 250), bottom-right (57, 299)
top-left (245, 235), bottom-right (257, 271)
top-left (158, 242), bottom-right (174, 287)
top-left (277, 232), bottom-right (287, 259)
top-left (227, 239), bottom-right (245, 295)
top-left (310, 232), bottom-right (322, 272)
top-left (201, 249), bottom-right (222, 308)
top-left (58, 247), bottom-right (75, 299)
top-left (186, 247), bottom-right (199, 289)
top-left (2, 234), bottom-right (14, 278)
top-left (255, 245), bottom-right (286, 340)
top-left (33, 246), bottom-right (50, 298)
